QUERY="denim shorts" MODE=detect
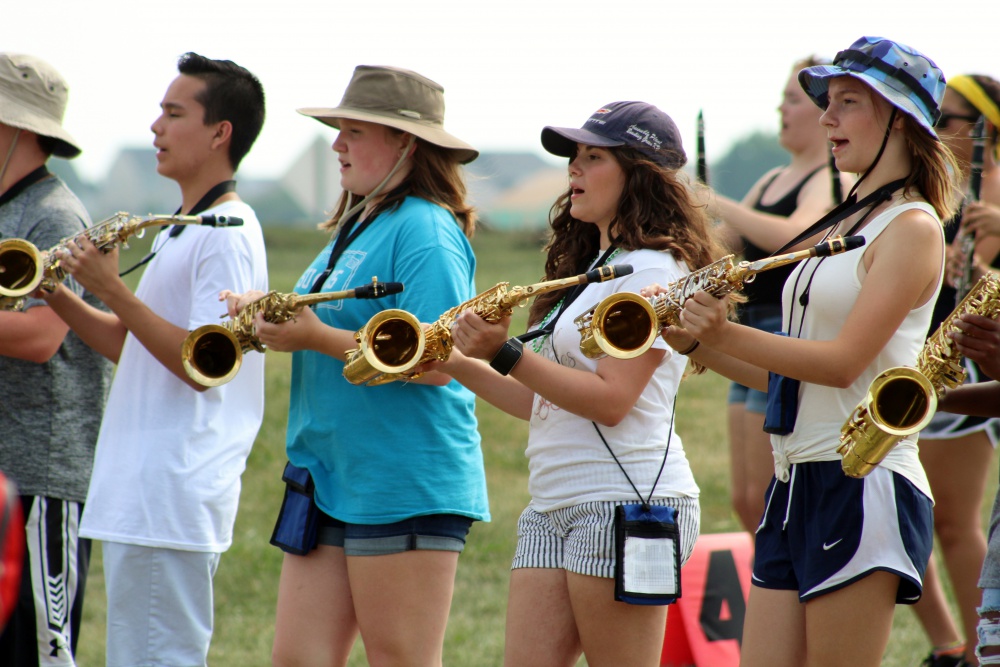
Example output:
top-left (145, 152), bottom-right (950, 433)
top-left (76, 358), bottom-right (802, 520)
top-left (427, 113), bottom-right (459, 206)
top-left (316, 511), bottom-right (473, 556)
top-left (728, 304), bottom-right (783, 414)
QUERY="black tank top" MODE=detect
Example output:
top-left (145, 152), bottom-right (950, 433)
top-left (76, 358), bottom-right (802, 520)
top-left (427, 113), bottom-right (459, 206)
top-left (740, 165), bottom-right (825, 306)
top-left (928, 206), bottom-right (1000, 335)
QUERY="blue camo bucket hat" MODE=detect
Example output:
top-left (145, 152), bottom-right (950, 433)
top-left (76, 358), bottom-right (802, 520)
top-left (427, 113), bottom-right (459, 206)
top-left (798, 37), bottom-right (946, 139)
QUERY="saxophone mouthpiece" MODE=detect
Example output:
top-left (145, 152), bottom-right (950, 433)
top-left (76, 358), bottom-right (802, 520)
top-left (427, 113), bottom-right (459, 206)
top-left (200, 215), bottom-right (244, 227)
top-left (584, 263), bottom-right (633, 284)
top-left (814, 235), bottom-right (865, 257)
top-left (355, 280), bottom-right (404, 299)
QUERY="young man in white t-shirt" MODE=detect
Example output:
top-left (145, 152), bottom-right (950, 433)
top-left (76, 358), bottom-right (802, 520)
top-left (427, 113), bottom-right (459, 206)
top-left (42, 53), bottom-right (268, 666)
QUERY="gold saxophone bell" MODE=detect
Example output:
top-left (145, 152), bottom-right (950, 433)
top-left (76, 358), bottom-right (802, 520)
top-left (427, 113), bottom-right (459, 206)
top-left (181, 279), bottom-right (404, 388)
top-left (343, 264), bottom-right (635, 386)
top-left (181, 324), bottom-right (244, 388)
top-left (837, 273), bottom-right (1000, 477)
top-left (342, 309), bottom-right (426, 386)
top-left (576, 292), bottom-right (658, 360)
top-left (0, 238), bottom-right (45, 298)
top-left (574, 236), bottom-right (867, 361)
top-left (838, 367), bottom-right (937, 478)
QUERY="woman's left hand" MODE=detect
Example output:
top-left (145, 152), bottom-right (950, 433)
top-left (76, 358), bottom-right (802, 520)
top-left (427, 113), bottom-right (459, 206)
top-left (450, 311), bottom-right (511, 361)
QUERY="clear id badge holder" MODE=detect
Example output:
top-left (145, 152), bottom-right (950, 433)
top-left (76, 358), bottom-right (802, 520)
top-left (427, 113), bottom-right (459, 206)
top-left (614, 503), bottom-right (681, 605)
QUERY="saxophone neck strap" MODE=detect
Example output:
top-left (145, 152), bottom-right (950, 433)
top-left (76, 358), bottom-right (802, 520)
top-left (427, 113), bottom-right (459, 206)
top-left (773, 176), bottom-right (908, 256)
top-left (306, 183), bottom-right (409, 294)
top-left (515, 242), bottom-right (620, 345)
top-left (119, 179), bottom-right (237, 278)
top-left (0, 165), bottom-right (51, 209)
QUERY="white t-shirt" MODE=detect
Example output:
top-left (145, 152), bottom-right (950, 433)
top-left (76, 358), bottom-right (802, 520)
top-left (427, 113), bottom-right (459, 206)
top-left (526, 248), bottom-right (701, 513)
top-left (81, 200), bottom-right (268, 552)
top-left (770, 201), bottom-right (941, 497)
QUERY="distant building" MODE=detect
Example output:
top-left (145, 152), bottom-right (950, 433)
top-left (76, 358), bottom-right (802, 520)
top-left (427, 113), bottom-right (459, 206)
top-left (46, 134), bottom-right (779, 230)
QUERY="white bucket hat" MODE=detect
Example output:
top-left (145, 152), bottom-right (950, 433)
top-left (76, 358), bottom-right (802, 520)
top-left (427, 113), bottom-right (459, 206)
top-left (0, 53), bottom-right (81, 159)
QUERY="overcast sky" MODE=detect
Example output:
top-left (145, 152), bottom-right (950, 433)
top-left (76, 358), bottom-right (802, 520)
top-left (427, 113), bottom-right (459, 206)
top-left (5, 0), bottom-right (995, 184)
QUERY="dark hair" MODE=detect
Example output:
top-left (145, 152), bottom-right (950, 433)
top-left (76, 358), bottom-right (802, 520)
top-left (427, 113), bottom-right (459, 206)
top-left (177, 52), bottom-right (265, 170)
top-left (36, 135), bottom-right (58, 158)
top-left (528, 145), bottom-right (730, 326)
top-left (322, 133), bottom-right (476, 237)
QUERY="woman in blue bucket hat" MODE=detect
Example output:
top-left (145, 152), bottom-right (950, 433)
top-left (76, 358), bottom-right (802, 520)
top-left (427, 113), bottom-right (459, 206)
top-left (647, 36), bottom-right (960, 665)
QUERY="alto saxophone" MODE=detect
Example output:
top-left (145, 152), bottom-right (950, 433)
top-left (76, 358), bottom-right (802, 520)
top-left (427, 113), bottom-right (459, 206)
top-left (343, 264), bottom-right (634, 386)
top-left (575, 235), bottom-right (866, 360)
top-left (182, 278), bottom-right (402, 387)
top-left (838, 272), bottom-right (1000, 477)
top-left (0, 211), bottom-right (243, 311)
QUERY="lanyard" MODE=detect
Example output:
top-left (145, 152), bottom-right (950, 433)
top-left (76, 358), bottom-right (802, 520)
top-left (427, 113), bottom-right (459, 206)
top-left (517, 243), bottom-right (620, 345)
top-left (308, 209), bottom-right (373, 294)
top-left (0, 166), bottom-right (51, 209)
top-left (307, 185), bottom-right (409, 294)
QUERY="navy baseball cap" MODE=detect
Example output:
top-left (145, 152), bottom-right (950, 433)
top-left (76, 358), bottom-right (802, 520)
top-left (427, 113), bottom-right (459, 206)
top-left (541, 101), bottom-right (686, 169)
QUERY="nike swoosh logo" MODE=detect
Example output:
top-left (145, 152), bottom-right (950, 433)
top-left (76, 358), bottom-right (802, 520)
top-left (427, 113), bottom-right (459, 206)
top-left (751, 573), bottom-right (766, 583)
top-left (823, 539), bottom-right (843, 551)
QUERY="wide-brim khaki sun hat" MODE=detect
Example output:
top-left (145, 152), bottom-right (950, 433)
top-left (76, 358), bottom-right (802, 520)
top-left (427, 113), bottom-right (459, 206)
top-left (298, 65), bottom-right (478, 165)
top-left (0, 53), bottom-right (81, 159)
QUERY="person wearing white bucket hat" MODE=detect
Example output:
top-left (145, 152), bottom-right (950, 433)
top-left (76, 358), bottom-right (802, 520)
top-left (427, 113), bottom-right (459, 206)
top-left (647, 36), bottom-right (963, 666)
top-left (0, 53), bottom-right (113, 666)
top-left (222, 65), bottom-right (487, 667)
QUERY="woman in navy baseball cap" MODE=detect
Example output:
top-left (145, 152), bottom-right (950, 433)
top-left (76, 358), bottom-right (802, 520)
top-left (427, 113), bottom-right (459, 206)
top-left (430, 100), bottom-right (730, 665)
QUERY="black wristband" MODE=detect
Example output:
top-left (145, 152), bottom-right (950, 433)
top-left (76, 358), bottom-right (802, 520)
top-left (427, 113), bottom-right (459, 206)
top-left (489, 337), bottom-right (524, 376)
top-left (677, 340), bottom-right (700, 355)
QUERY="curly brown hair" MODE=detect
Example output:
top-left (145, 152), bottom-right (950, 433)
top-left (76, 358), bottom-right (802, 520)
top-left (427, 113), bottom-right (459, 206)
top-left (527, 145), bottom-right (730, 326)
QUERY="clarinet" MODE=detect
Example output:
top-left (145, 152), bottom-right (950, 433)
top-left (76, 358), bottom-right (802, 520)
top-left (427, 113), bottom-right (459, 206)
top-left (954, 115), bottom-right (987, 305)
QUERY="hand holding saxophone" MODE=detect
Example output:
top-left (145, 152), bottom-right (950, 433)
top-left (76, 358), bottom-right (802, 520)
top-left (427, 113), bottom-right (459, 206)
top-left (183, 278), bottom-right (403, 387)
top-left (47, 234), bottom-right (122, 301)
top-left (580, 236), bottom-right (866, 360)
top-left (0, 211), bottom-right (244, 311)
top-left (449, 311), bottom-right (512, 362)
top-left (344, 264), bottom-right (634, 386)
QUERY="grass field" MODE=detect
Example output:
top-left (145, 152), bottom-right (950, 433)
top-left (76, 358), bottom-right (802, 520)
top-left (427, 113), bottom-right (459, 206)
top-left (75, 226), bottom-right (997, 666)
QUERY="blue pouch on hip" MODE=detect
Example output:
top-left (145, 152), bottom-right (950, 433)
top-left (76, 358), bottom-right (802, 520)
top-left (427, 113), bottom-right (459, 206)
top-left (614, 503), bottom-right (681, 605)
top-left (763, 333), bottom-right (801, 435)
top-left (270, 461), bottom-right (319, 555)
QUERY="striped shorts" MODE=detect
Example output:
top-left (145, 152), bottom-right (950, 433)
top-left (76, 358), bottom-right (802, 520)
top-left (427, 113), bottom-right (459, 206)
top-left (512, 498), bottom-right (700, 579)
top-left (0, 496), bottom-right (89, 667)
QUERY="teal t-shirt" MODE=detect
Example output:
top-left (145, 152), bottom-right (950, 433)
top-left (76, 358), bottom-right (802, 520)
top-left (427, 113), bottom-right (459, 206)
top-left (286, 197), bottom-right (489, 524)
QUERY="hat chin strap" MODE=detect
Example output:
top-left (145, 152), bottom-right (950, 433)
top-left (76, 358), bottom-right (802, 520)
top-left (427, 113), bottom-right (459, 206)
top-left (0, 129), bottom-right (22, 187)
top-left (336, 134), bottom-right (417, 229)
top-left (845, 108), bottom-right (898, 200)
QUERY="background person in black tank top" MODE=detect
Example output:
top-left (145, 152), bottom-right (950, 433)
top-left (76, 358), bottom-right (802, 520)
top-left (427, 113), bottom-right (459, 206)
top-left (911, 73), bottom-right (1000, 667)
top-left (697, 57), bottom-right (853, 536)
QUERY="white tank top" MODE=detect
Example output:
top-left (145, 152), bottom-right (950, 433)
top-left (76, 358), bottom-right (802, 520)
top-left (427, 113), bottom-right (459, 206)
top-left (769, 201), bottom-right (943, 498)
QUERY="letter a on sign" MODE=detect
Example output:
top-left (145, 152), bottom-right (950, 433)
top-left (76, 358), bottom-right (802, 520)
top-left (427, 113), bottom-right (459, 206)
top-left (660, 532), bottom-right (752, 667)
